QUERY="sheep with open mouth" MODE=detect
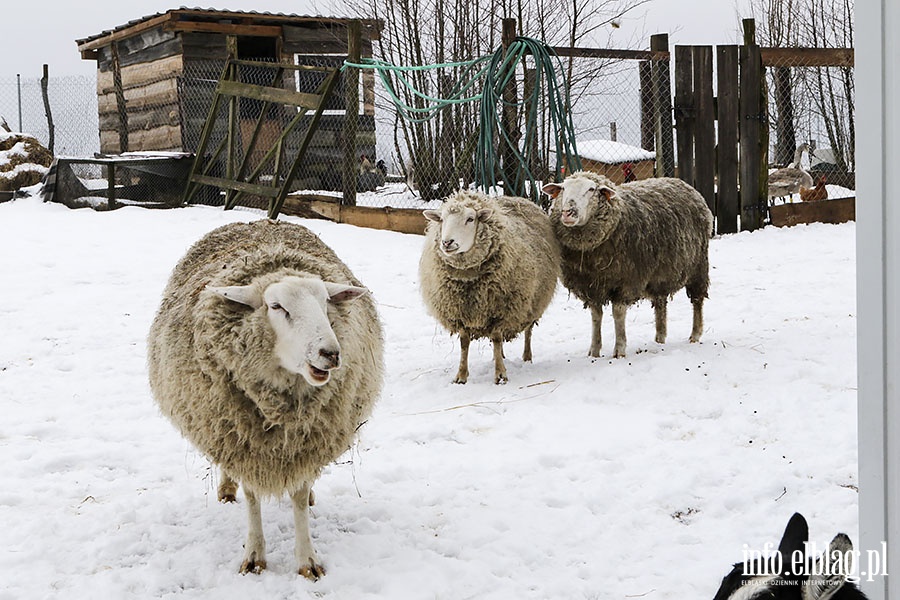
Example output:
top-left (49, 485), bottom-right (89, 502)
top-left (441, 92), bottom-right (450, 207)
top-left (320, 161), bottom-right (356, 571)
top-left (543, 171), bottom-right (713, 358)
top-left (147, 219), bottom-right (383, 580)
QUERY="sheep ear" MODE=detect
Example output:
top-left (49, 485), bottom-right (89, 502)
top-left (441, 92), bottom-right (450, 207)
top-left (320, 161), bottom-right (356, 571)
top-left (542, 183), bottom-right (563, 198)
top-left (423, 209), bottom-right (442, 222)
top-left (208, 285), bottom-right (264, 309)
top-left (476, 208), bottom-right (493, 221)
top-left (599, 186), bottom-right (616, 203)
top-left (324, 282), bottom-right (369, 303)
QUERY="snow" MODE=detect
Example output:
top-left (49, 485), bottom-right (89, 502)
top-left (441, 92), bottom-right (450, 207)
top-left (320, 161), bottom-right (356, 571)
top-left (0, 196), bottom-right (858, 599)
top-left (576, 138), bottom-right (656, 164)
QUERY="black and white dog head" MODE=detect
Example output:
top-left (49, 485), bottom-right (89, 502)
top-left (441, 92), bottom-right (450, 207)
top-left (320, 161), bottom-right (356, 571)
top-left (712, 513), bottom-right (867, 600)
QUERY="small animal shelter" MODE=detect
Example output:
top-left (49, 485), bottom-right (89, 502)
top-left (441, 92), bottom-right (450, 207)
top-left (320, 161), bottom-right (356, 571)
top-left (73, 8), bottom-right (382, 193)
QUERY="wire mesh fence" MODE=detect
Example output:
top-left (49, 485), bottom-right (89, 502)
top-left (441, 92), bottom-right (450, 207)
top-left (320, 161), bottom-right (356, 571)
top-left (1, 32), bottom-right (854, 216)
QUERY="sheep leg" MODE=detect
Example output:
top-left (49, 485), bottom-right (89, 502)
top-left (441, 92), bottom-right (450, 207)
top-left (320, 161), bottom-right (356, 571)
top-left (652, 296), bottom-right (668, 344)
top-left (690, 297), bottom-right (704, 343)
top-left (492, 336), bottom-right (508, 384)
top-left (589, 305), bottom-right (603, 357)
top-left (291, 482), bottom-right (325, 580)
top-left (522, 322), bottom-right (534, 362)
top-left (239, 488), bottom-right (267, 574)
top-left (217, 469), bottom-right (239, 503)
top-left (612, 302), bottom-right (628, 358)
top-left (453, 332), bottom-right (470, 384)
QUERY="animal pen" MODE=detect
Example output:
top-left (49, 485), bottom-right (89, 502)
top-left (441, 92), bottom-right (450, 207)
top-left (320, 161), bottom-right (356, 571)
top-left (34, 13), bottom-right (854, 234)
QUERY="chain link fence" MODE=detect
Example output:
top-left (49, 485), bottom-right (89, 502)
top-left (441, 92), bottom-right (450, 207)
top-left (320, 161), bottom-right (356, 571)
top-left (9, 35), bottom-right (854, 215)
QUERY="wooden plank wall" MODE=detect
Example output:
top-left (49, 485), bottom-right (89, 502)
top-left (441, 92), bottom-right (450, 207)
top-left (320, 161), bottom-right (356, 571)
top-left (716, 46), bottom-right (740, 234)
top-left (96, 30), bottom-right (184, 153)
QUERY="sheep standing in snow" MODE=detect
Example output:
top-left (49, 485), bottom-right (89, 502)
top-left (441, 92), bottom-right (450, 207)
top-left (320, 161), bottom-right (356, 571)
top-left (147, 220), bottom-right (383, 579)
top-left (542, 171), bottom-right (712, 358)
top-left (419, 191), bottom-right (560, 384)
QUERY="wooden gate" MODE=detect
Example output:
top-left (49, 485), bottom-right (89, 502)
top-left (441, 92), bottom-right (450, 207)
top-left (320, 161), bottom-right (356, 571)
top-left (673, 20), bottom-right (855, 234)
top-left (673, 36), bottom-right (765, 233)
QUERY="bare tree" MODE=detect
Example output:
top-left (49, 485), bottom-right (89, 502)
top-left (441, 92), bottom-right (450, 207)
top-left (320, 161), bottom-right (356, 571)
top-left (747, 0), bottom-right (854, 172)
top-left (342, 0), bottom-right (651, 200)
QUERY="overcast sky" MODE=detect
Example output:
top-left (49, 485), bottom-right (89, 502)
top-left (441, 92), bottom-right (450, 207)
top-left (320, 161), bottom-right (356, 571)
top-left (1, 0), bottom-right (751, 79)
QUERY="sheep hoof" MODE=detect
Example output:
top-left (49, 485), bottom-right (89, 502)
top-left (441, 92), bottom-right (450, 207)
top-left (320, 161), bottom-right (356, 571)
top-left (613, 351), bottom-right (626, 359)
top-left (495, 374), bottom-right (508, 385)
top-left (240, 558), bottom-right (267, 575)
top-left (218, 492), bottom-right (237, 503)
top-left (689, 335), bottom-right (701, 343)
top-left (299, 559), bottom-right (326, 581)
top-left (452, 376), bottom-right (467, 385)
top-left (217, 479), bottom-right (239, 503)
top-left (588, 349), bottom-right (601, 358)
top-left (655, 334), bottom-right (666, 344)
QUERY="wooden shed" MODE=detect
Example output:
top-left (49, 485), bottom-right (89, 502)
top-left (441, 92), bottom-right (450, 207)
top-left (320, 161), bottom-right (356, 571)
top-left (575, 138), bottom-right (656, 184)
top-left (75, 8), bottom-right (382, 190)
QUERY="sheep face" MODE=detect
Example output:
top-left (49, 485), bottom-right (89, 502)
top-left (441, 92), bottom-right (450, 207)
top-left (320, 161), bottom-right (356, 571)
top-left (424, 203), bottom-right (493, 256)
top-left (209, 276), bottom-right (368, 387)
top-left (542, 175), bottom-right (615, 228)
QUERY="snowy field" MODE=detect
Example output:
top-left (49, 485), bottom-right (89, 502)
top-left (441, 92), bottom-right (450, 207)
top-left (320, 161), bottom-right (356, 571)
top-left (0, 196), bottom-right (857, 599)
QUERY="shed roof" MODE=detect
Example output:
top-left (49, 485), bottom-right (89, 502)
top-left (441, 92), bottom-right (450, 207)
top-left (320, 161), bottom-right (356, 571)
top-left (577, 138), bottom-right (656, 164)
top-left (76, 7), bottom-right (382, 55)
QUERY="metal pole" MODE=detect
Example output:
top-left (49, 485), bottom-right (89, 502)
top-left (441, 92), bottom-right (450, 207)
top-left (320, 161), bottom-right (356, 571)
top-left (16, 74), bottom-right (22, 132)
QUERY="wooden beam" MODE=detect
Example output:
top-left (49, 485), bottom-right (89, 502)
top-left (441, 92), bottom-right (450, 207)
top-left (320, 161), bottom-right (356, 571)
top-left (163, 21), bottom-right (282, 37)
top-left (216, 79), bottom-right (323, 109)
top-left (191, 174), bottom-right (279, 198)
top-left (77, 13), bottom-right (176, 53)
top-left (550, 46), bottom-right (669, 61)
top-left (760, 47), bottom-right (854, 68)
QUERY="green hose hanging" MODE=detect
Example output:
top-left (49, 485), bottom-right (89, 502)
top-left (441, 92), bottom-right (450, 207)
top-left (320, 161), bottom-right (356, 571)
top-left (343, 36), bottom-right (582, 202)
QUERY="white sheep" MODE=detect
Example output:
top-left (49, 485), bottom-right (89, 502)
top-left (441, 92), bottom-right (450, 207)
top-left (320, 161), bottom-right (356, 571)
top-left (147, 219), bottom-right (384, 580)
top-left (543, 171), bottom-right (712, 358)
top-left (419, 191), bottom-right (560, 384)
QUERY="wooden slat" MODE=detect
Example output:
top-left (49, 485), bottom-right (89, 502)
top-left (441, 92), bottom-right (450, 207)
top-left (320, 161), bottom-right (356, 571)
top-left (716, 45), bottom-right (740, 235)
top-left (163, 21), bottom-right (282, 37)
top-left (191, 174), bottom-right (279, 197)
top-left (639, 61), bottom-right (654, 151)
top-left (217, 79), bottom-right (323, 109)
top-left (98, 54), bottom-right (183, 92)
top-left (674, 45), bottom-right (694, 185)
top-left (760, 47), bottom-right (853, 68)
top-left (739, 44), bottom-right (764, 231)
top-left (77, 13), bottom-right (176, 53)
top-left (693, 46), bottom-right (716, 216)
top-left (550, 46), bottom-right (669, 61)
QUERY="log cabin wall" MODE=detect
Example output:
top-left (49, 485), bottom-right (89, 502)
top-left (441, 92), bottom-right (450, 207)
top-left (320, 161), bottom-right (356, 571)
top-left (83, 11), bottom-right (380, 191)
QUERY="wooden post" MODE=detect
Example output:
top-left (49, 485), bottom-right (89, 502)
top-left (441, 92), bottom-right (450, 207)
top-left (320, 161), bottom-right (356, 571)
top-left (610, 121), bottom-right (617, 142)
top-left (693, 46), bottom-right (716, 217)
top-left (501, 18), bottom-right (521, 196)
top-left (716, 45), bottom-right (740, 234)
top-left (107, 162), bottom-right (117, 210)
top-left (650, 34), bottom-right (675, 177)
top-left (224, 36), bottom-right (238, 209)
top-left (639, 60), bottom-right (654, 151)
top-left (674, 45), bottom-right (694, 184)
top-left (342, 20), bottom-right (361, 207)
top-left (110, 42), bottom-right (128, 153)
top-left (40, 64), bottom-right (54, 154)
top-left (740, 20), bottom-right (764, 231)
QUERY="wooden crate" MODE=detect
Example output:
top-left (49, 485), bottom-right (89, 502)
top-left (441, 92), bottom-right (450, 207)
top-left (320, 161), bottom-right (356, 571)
top-left (769, 196), bottom-right (856, 227)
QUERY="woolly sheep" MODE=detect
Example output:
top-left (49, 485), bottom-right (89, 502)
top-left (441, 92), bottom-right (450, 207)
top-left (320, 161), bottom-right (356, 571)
top-left (419, 191), bottom-right (560, 384)
top-left (542, 171), bottom-right (712, 358)
top-left (147, 219), bottom-right (384, 580)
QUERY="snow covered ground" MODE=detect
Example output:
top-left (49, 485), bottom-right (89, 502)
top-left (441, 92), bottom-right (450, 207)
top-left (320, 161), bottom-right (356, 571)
top-left (0, 196), bottom-right (858, 599)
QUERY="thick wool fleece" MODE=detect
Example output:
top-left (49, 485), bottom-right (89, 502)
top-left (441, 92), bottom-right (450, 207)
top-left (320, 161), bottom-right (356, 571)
top-left (551, 171), bottom-right (713, 308)
top-left (419, 192), bottom-right (560, 342)
top-left (147, 220), bottom-right (384, 496)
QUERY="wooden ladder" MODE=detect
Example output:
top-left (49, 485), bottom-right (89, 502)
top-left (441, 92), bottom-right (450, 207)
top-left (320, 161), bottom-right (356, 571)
top-left (182, 58), bottom-right (342, 219)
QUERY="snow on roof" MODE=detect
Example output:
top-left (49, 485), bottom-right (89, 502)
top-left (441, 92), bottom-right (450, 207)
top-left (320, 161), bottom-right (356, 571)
top-left (577, 139), bottom-right (655, 164)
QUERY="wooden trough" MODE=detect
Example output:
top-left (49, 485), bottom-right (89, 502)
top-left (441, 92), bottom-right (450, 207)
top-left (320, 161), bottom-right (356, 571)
top-left (769, 196), bottom-right (856, 228)
top-left (282, 194), bottom-right (428, 235)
